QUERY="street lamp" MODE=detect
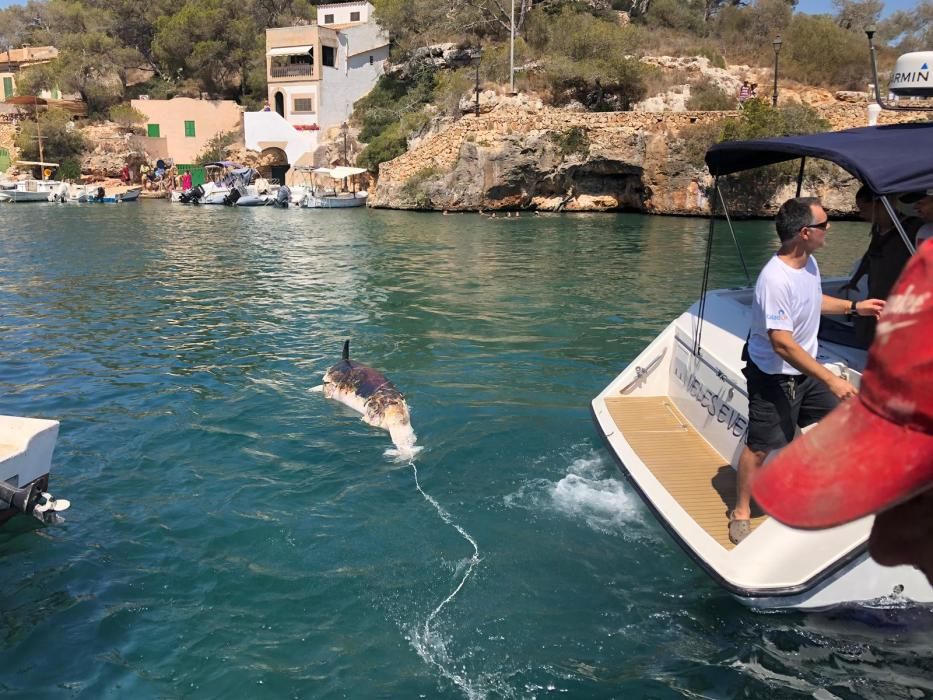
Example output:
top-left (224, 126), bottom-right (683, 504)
top-left (340, 121), bottom-right (349, 190)
top-left (772, 35), bottom-right (783, 107)
top-left (473, 48), bottom-right (482, 118)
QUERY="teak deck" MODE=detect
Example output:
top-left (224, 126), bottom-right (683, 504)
top-left (604, 396), bottom-right (766, 550)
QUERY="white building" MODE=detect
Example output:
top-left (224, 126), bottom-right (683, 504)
top-left (244, 1), bottom-right (389, 179)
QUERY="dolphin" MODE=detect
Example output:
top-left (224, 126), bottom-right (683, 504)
top-left (314, 340), bottom-right (419, 458)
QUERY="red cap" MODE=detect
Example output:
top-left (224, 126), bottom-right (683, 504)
top-left (753, 240), bottom-right (933, 529)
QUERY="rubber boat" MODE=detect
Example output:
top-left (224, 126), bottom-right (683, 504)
top-left (0, 416), bottom-right (69, 526)
top-left (57, 184), bottom-right (143, 203)
top-left (592, 121), bottom-right (933, 610)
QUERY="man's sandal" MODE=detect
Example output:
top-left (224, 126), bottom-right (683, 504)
top-left (728, 518), bottom-right (752, 545)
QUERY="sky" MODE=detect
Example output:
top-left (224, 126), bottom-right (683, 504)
top-left (0, 0), bottom-right (920, 14)
top-left (796, 0), bottom-right (917, 17)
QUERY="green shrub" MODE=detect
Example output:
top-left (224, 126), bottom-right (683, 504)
top-left (680, 119), bottom-right (726, 167)
top-left (58, 157), bottom-right (82, 181)
top-left (432, 69), bottom-right (474, 117)
top-left (781, 14), bottom-right (871, 90)
top-left (354, 72), bottom-right (436, 143)
top-left (525, 6), bottom-right (647, 110)
top-left (109, 103), bottom-right (147, 130)
top-left (638, 0), bottom-right (706, 34)
top-left (358, 125), bottom-right (408, 172)
top-left (719, 99), bottom-right (830, 141)
top-left (550, 126), bottom-right (590, 159)
top-left (195, 129), bottom-right (238, 163)
top-left (686, 79), bottom-right (735, 111)
top-left (14, 108), bottom-right (86, 163)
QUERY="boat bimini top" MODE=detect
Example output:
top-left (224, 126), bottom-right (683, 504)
top-left (704, 122), bottom-right (933, 287)
top-left (706, 122), bottom-right (933, 195)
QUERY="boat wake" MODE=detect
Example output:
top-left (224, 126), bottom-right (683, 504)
top-left (406, 460), bottom-right (486, 699)
top-left (505, 447), bottom-right (647, 536)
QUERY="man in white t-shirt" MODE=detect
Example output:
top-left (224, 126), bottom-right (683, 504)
top-left (729, 197), bottom-right (886, 545)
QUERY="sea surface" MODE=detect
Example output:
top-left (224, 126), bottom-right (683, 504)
top-left (1, 203), bottom-right (930, 699)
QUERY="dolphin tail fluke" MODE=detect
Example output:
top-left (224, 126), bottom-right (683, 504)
top-left (342, 339), bottom-right (350, 361)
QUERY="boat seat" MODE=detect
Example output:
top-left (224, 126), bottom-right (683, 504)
top-left (604, 396), bottom-right (767, 550)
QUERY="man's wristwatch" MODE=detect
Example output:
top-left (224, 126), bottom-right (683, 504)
top-left (846, 300), bottom-right (858, 317)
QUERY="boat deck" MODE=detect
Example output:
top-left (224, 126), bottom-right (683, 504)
top-left (604, 396), bottom-right (767, 550)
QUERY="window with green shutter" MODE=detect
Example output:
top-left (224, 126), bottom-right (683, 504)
top-left (147, 123), bottom-right (160, 138)
top-left (184, 120), bottom-right (196, 138)
top-left (2, 77), bottom-right (12, 100)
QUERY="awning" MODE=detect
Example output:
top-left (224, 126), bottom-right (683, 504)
top-left (268, 45), bottom-right (313, 56)
top-left (313, 166), bottom-right (366, 178)
top-left (16, 160), bottom-right (59, 167)
top-left (705, 123), bottom-right (933, 195)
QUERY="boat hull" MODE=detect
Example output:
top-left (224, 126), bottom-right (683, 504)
top-left (0, 415), bottom-right (64, 527)
top-left (591, 281), bottom-right (933, 609)
top-left (302, 193), bottom-right (367, 208)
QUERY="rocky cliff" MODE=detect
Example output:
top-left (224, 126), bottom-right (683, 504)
top-left (369, 98), bottom-right (927, 217)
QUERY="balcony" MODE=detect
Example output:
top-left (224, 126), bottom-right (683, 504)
top-left (270, 64), bottom-right (314, 79)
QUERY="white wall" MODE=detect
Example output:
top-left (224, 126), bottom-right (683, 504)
top-left (268, 83), bottom-right (321, 127)
top-left (317, 1), bottom-right (372, 25)
top-left (244, 110), bottom-right (319, 167)
top-left (318, 39), bottom-right (388, 131)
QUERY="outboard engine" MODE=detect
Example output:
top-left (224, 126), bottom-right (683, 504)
top-left (180, 184), bottom-right (205, 204)
top-left (0, 481), bottom-right (70, 524)
top-left (96, 186), bottom-right (106, 201)
top-left (275, 185), bottom-right (291, 208)
top-left (223, 187), bottom-right (242, 206)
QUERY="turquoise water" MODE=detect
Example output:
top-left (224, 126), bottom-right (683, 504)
top-left (1, 204), bottom-right (930, 699)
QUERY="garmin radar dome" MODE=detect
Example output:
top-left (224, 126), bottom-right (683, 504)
top-left (890, 51), bottom-right (933, 98)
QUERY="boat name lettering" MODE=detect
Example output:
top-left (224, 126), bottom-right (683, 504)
top-left (673, 358), bottom-right (748, 438)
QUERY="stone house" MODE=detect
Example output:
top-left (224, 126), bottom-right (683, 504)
top-left (244, 1), bottom-right (388, 181)
top-left (130, 97), bottom-right (243, 164)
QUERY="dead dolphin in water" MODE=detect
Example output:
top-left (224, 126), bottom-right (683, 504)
top-left (314, 340), bottom-right (419, 458)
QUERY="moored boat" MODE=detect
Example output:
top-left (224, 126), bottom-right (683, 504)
top-left (296, 166), bottom-right (368, 208)
top-left (591, 122), bottom-right (933, 610)
top-left (0, 415), bottom-right (69, 526)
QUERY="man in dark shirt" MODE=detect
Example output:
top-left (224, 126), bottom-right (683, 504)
top-left (847, 185), bottom-right (920, 344)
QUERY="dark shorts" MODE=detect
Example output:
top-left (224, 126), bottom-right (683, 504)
top-left (743, 359), bottom-right (838, 453)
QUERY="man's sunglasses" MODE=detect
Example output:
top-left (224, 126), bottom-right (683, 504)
top-left (806, 219), bottom-right (830, 230)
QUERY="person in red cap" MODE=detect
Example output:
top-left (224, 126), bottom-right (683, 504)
top-left (753, 240), bottom-right (933, 584)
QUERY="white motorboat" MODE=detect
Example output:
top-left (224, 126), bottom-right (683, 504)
top-left (296, 166), bottom-right (368, 208)
top-left (0, 178), bottom-right (63, 203)
top-left (53, 184), bottom-right (143, 203)
top-left (592, 121), bottom-right (933, 610)
top-left (0, 415), bottom-right (69, 526)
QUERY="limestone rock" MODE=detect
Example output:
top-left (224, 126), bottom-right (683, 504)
top-left (835, 90), bottom-right (870, 103)
top-left (368, 102), bottom-right (925, 216)
top-left (385, 43), bottom-right (475, 80)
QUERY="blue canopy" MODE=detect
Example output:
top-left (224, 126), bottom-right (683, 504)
top-left (705, 123), bottom-right (933, 196)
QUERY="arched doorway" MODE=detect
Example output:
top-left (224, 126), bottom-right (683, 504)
top-left (274, 92), bottom-right (285, 118)
top-left (260, 147), bottom-right (290, 185)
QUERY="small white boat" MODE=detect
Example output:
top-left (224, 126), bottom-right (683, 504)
top-left (0, 178), bottom-right (63, 203)
top-left (296, 166), bottom-right (368, 208)
top-left (592, 122), bottom-right (933, 610)
top-left (56, 184), bottom-right (143, 203)
top-left (0, 415), bottom-right (69, 526)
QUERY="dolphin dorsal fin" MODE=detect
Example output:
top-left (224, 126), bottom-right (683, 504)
top-left (342, 339), bottom-right (350, 361)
